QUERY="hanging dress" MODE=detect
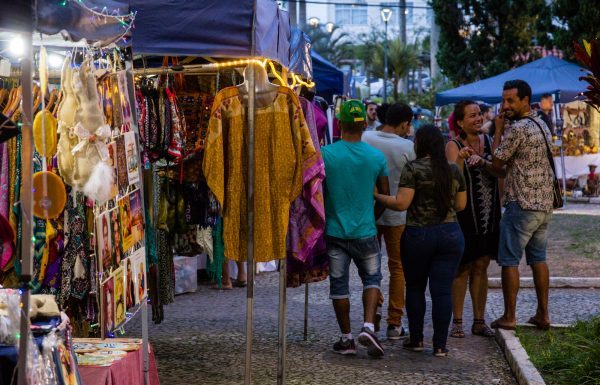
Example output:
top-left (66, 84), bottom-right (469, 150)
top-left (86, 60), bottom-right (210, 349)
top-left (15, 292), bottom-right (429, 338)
top-left (203, 86), bottom-right (316, 262)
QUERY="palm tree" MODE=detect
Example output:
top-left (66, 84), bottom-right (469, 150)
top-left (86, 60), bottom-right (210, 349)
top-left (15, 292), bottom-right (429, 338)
top-left (306, 25), bottom-right (354, 67)
top-left (372, 39), bottom-right (419, 101)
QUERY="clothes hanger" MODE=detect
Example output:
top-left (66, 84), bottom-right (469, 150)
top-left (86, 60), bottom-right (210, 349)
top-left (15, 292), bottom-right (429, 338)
top-left (237, 62), bottom-right (279, 108)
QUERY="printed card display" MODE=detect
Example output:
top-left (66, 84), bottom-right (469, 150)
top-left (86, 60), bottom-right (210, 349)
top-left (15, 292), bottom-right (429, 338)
top-left (96, 211), bottom-right (113, 276)
top-left (112, 266), bottom-right (125, 327)
top-left (101, 275), bottom-right (114, 334)
top-left (124, 131), bottom-right (139, 185)
top-left (123, 257), bottom-right (136, 311)
top-left (131, 247), bottom-right (147, 305)
top-left (115, 135), bottom-right (129, 195)
top-left (118, 196), bottom-right (134, 253)
top-left (117, 70), bottom-right (133, 129)
top-left (108, 207), bottom-right (123, 266)
top-left (129, 189), bottom-right (143, 245)
top-left (106, 141), bottom-right (119, 199)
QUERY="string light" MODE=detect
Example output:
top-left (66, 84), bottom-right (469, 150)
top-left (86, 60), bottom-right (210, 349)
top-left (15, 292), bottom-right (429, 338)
top-left (268, 60), bottom-right (288, 87)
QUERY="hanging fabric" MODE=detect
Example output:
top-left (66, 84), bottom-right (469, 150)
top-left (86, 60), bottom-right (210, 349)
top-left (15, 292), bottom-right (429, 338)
top-left (203, 86), bottom-right (316, 262)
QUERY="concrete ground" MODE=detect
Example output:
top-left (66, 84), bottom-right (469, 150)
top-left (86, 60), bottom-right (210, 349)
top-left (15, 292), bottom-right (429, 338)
top-left (127, 262), bottom-right (519, 385)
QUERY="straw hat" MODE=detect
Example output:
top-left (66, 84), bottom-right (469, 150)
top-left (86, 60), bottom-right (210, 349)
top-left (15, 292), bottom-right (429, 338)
top-left (32, 171), bottom-right (66, 219)
top-left (33, 110), bottom-right (58, 157)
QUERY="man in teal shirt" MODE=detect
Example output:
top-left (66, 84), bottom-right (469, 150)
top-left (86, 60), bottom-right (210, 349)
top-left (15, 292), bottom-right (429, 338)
top-left (322, 100), bottom-right (390, 357)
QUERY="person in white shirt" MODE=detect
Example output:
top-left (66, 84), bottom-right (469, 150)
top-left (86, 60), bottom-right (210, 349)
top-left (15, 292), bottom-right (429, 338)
top-left (365, 101), bottom-right (380, 131)
top-left (362, 103), bottom-right (416, 339)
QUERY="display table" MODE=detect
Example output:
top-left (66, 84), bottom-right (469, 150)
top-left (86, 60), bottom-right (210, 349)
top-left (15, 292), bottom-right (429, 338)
top-left (554, 153), bottom-right (600, 179)
top-left (79, 344), bottom-right (160, 385)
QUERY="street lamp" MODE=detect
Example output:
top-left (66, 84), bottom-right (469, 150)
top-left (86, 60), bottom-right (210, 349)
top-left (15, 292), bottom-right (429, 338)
top-left (325, 22), bottom-right (335, 33)
top-left (308, 17), bottom-right (320, 28)
top-left (380, 8), bottom-right (392, 102)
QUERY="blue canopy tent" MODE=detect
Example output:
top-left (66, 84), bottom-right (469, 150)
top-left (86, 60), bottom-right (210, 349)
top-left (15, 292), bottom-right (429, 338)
top-left (311, 51), bottom-right (344, 102)
top-left (129, 0), bottom-right (290, 66)
top-left (435, 56), bottom-right (588, 106)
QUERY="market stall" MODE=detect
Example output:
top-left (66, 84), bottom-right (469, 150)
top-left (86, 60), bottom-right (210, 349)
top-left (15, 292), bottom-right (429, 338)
top-left (127, 1), bottom-right (328, 384)
top-left (0, 1), bottom-right (162, 384)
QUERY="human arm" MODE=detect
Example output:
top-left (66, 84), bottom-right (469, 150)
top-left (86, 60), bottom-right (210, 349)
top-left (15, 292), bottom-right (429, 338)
top-left (445, 140), bottom-right (471, 173)
top-left (374, 175), bottom-right (390, 219)
top-left (490, 113), bottom-right (509, 177)
top-left (454, 190), bottom-right (467, 212)
top-left (374, 187), bottom-right (415, 211)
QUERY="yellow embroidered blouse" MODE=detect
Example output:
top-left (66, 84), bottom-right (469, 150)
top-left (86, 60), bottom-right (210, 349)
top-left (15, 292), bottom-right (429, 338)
top-left (203, 86), bottom-right (316, 262)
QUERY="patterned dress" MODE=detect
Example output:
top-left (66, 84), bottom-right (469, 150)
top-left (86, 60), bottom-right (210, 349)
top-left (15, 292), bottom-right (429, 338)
top-left (203, 86), bottom-right (316, 262)
top-left (452, 135), bottom-right (501, 264)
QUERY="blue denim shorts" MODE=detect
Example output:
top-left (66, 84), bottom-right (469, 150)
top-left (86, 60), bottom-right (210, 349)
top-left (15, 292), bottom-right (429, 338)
top-left (497, 202), bottom-right (552, 267)
top-left (326, 235), bottom-right (382, 299)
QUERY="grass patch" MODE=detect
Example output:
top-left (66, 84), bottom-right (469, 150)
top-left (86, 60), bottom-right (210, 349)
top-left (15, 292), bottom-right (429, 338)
top-left (552, 214), bottom-right (600, 260)
top-left (516, 316), bottom-right (600, 385)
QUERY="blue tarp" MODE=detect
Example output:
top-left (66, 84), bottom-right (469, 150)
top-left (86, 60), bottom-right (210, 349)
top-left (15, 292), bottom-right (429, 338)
top-left (312, 51), bottom-right (343, 102)
top-left (289, 27), bottom-right (312, 80)
top-left (435, 56), bottom-right (589, 106)
top-left (129, 0), bottom-right (290, 66)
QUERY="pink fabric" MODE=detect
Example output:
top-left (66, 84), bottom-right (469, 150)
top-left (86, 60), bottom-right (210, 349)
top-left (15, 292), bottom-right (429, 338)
top-left (0, 143), bottom-right (8, 219)
top-left (312, 100), bottom-right (328, 145)
top-left (79, 344), bottom-right (160, 385)
top-left (286, 98), bottom-right (326, 265)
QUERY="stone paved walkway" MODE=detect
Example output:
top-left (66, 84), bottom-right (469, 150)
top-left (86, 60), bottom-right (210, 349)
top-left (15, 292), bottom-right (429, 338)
top-left (127, 260), bottom-right (519, 385)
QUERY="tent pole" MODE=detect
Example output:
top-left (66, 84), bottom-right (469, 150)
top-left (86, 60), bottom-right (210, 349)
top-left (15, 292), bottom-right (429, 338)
top-left (126, 56), bottom-right (151, 385)
top-left (303, 283), bottom-right (309, 341)
top-left (17, 32), bottom-right (34, 385)
top-left (244, 63), bottom-right (256, 385)
top-left (555, 97), bottom-right (567, 202)
top-left (277, 258), bottom-right (287, 385)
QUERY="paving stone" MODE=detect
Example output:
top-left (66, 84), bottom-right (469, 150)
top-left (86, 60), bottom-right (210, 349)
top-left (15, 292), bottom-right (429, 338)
top-left (125, 254), bottom-right (523, 385)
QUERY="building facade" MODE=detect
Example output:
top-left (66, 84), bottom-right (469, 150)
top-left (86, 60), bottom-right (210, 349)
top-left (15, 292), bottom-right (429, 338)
top-left (281, 0), bottom-right (433, 44)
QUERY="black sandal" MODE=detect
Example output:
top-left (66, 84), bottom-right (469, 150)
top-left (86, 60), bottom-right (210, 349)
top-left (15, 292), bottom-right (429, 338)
top-left (472, 319), bottom-right (495, 337)
top-left (450, 318), bottom-right (465, 338)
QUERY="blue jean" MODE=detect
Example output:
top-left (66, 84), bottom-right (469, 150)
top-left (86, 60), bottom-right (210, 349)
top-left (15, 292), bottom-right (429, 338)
top-left (327, 235), bottom-right (382, 299)
top-left (401, 223), bottom-right (464, 349)
top-left (497, 202), bottom-right (552, 267)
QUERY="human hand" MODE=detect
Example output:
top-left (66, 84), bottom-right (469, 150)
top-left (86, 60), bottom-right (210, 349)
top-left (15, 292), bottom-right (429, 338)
top-left (457, 147), bottom-right (475, 160)
top-left (494, 112), bottom-right (507, 135)
top-left (466, 154), bottom-right (484, 168)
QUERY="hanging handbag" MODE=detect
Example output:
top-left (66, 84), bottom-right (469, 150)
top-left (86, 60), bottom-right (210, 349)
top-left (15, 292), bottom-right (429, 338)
top-left (524, 116), bottom-right (563, 209)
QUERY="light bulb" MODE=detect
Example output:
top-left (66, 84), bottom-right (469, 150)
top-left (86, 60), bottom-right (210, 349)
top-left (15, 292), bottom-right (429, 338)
top-left (9, 36), bottom-right (25, 57)
top-left (48, 54), bottom-right (64, 68)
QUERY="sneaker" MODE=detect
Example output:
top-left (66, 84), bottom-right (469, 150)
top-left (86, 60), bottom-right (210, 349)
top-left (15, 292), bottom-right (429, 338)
top-left (386, 325), bottom-right (407, 340)
top-left (332, 338), bottom-right (356, 355)
top-left (433, 347), bottom-right (449, 357)
top-left (358, 327), bottom-right (385, 357)
top-left (402, 339), bottom-right (424, 352)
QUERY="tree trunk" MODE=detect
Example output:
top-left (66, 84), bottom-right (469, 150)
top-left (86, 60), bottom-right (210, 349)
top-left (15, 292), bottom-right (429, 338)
top-left (393, 79), bottom-right (399, 102)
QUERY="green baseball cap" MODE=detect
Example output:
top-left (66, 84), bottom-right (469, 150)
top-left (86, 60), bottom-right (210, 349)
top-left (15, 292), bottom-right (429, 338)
top-left (336, 99), bottom-right (366, 123)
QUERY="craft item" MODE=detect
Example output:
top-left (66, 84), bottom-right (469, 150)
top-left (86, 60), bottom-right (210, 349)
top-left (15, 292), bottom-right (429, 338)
top-left (96, 211), bottom-right (113, 277)
top-left (124, 131), bottom-right (139, 185)
top-left (118, 196), bottom-right (133, 253)
top-left (72, 58), bottom-right (112, 194)
top-left (32, 171), bottom-right (66, 219)
top-left (112, 266), bottom-right (126, 327)
top-left (101, 275), bottom-right (114, 334)
top-left (33, 110), bottom-right (58, 156)
top-left (115, 135), bottom-right (128, 194)
top-left (131, 247), bottom-right (146, 305)
top-left (57, 57), bottom-right (80, 185)
top-left (129, 189), bottom-right (143, 245)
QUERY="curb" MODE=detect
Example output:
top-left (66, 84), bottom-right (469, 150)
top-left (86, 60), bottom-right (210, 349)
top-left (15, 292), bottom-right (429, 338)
top-left (488, 277), bottom-right (600, 289)
top-left (495, 328), bottom-right (546, 385)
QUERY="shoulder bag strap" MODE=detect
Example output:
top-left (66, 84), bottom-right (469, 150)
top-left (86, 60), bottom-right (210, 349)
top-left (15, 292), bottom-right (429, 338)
top-left (523, 116), bottom-right (557, 178)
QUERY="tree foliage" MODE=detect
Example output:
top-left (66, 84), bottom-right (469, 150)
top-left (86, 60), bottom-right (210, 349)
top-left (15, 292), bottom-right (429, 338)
top-left (552, 0), bottom-right (600, 59)
top-left (430, 0), bottom-right (552, 85)
top-left (305, 25), bottom-right (354, 67)
top-left (371, 39), bottom-right (419, 101)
